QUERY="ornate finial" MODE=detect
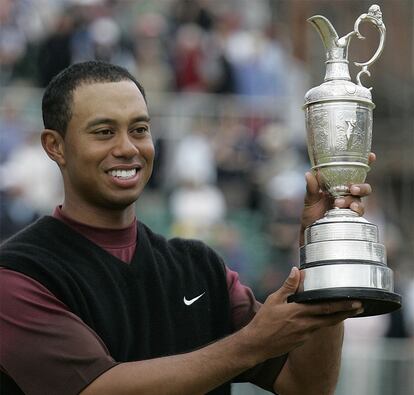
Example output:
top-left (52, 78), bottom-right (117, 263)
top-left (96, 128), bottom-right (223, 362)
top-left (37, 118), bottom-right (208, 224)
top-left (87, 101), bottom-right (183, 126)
top-left (368, 4), bottom-right (383, 22)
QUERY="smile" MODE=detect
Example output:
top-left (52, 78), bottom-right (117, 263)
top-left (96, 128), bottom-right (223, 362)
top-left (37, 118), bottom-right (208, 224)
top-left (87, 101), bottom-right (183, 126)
top-left (108, 168), bottom-right (138, 179)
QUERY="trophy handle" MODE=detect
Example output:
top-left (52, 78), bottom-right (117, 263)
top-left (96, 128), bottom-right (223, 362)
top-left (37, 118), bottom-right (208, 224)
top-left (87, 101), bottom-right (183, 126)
top-left (346, 4), bottom-right (386, 88)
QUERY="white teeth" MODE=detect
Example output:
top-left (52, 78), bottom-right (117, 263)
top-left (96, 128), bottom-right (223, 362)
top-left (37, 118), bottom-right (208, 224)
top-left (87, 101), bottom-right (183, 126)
top-left (109, 169), bottom-right (137, 179)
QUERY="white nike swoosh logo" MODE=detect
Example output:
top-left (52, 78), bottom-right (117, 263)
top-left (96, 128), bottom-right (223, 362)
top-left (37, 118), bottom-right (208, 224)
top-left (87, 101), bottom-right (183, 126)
top-left (183, 292), bottom-right (205, 306)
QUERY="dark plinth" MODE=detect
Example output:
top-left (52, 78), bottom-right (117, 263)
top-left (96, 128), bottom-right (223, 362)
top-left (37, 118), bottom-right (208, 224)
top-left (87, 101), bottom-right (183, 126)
top-left (288, 287), bottom-right (402, 317)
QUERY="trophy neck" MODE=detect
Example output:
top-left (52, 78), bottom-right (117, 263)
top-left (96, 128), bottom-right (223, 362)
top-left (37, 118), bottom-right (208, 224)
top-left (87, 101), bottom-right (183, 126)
top-left (325, 208), bottom-right (362, 219)
top-left (315, 208), bottom-right (370, 225)
top-left (324, 60), bottom-right (351, 82)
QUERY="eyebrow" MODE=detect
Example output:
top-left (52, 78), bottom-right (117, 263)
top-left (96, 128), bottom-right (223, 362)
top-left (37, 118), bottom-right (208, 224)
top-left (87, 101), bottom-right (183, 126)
top-left (85, 115), bottom-right (151, 129)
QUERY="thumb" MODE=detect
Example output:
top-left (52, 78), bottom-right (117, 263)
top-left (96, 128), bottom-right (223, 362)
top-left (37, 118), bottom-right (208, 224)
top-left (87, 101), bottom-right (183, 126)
top-left (304, 171), bottom-right (321, 207)
top-left (273, 267), bottom-right (300, 303)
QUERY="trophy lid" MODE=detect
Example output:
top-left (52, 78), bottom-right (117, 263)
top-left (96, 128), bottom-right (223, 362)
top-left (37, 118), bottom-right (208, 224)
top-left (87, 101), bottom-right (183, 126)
top-left (304, 80), bottom-right (373, 107)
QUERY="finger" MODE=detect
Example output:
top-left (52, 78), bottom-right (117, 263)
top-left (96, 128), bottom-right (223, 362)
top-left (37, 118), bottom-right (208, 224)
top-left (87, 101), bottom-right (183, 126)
top-left (307, 300), bottom-right (362, 316)
top-left (350, 200), bottom-right (364, 216)
top-left (349, 183), bottom-right (372, 197)
top-left (304, 171), bottom-right (322, 207)
top-left (334, 196), bottom-right (364, 215)
top-left (368, 152), bottom-right (376, 165)
top-left (272, 267), bottom-right (301, 303)
top-left (313, 308), bottom-right (364, 328)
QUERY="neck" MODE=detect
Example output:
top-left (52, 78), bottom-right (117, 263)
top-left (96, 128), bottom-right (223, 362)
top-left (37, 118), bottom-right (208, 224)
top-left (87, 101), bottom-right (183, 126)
top-left (61, 200), bottom-right (136, 229)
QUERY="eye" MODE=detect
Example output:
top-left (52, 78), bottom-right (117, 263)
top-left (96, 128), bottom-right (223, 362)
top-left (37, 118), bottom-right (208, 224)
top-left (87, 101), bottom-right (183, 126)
top-left (94, 128), bottom-right (114, 136)
top-left (131, 126), bottom-right (149, 135)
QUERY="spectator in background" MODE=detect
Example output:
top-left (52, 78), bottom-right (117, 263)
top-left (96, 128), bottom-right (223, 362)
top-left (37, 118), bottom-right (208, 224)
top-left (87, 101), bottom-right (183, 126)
top-left (169, 119), bottom-right (226, 238)
top-left (89, 16), bottom-right (135, 69)
top-left (169, 180), bottom-right (227, 239)
top-left (200, 15), bottom-right (236, 94)
top-left (0, 0), bottom-right (27, 83)
top-left (130, 12), bottom-right (174, 93)
top-left (37, 13), bottom-right (74, 86)
top-left (213, 111), bottom-right (255, 209)
top-left (171, 0), bottom-right (215, 32)
top-left (0, 100), bottom-right (30, 164)
top-left (0, 98), bottom-right (39, 241)
top-left (0, 129), bottom-right (63, 241)
top-left (173, 24), bottom-right (206, 91)
top-left (171, 119), bottom-right (217, 186)
top-left (224, 28), bottom-right (287, 98)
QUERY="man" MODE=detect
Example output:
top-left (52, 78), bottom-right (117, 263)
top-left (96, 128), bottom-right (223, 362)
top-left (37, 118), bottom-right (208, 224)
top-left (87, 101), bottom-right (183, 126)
top-left (0, 61), bottom-right (371, 395)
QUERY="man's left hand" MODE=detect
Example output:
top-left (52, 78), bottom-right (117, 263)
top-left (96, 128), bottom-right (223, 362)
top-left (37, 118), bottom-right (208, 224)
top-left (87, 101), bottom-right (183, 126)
top-left (300, 152), bottom-right (376, 245)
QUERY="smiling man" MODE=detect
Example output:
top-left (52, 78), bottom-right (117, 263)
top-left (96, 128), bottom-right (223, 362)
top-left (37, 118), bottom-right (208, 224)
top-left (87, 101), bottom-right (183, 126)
top-left (0, 61), bottom-right (371, 395)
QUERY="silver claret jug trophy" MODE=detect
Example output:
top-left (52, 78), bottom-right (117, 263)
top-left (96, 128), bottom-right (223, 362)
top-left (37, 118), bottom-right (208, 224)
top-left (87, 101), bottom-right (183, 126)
top-left (288, 5), bottom-right (402, 316)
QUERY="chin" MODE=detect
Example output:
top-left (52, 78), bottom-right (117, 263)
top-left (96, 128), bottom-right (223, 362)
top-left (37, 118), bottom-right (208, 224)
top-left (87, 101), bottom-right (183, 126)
top-left (112, 197), bottom-right (139, 209)
top-left (101, 193), bottom-right (140, 210)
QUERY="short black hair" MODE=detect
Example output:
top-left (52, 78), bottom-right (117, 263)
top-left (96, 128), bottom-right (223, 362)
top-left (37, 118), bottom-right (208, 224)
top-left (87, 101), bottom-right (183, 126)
top-left (42, 61), bottom-right (147, 137)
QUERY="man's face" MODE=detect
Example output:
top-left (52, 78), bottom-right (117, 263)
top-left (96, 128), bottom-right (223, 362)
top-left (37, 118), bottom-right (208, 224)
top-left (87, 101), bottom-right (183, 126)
top-left (61, 80), bottom-right (154, 212)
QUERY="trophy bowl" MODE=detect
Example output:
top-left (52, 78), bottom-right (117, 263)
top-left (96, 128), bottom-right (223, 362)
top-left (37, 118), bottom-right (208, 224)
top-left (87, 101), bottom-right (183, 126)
top-left (305, 98), bottom-right (373, 197)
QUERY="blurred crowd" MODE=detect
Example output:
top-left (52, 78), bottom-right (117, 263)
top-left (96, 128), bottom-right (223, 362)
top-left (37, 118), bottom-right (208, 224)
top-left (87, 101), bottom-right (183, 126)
top-left (1, 0), bottom-right (413, 349)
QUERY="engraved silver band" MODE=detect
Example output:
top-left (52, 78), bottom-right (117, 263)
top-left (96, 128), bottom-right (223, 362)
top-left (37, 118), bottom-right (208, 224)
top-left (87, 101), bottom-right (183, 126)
top-left (304, 222), bottom-right (378, 244)
top-left (300, 240), bottom-right (386, 265)
top-left (299, 264), bottom-right (394, 292)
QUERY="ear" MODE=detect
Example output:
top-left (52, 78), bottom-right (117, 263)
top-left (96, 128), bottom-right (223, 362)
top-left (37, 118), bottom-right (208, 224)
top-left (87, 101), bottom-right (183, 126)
top-left (41, 129), bottom-right (66, 167)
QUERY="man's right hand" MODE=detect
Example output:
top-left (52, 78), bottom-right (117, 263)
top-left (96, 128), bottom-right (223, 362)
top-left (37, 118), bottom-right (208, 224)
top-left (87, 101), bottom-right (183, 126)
top-left (239, 267), bottom-right (363, 364)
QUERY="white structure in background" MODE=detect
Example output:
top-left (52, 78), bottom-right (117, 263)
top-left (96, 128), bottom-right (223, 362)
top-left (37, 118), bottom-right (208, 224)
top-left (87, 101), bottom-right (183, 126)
top-left (0, 136), bottom-right (63, 215)
top-left (169, 130), bottom-right (226, 238)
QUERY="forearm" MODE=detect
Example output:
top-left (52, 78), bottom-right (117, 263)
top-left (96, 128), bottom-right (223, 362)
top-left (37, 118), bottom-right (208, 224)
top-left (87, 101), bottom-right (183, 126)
top-left (237, 354), bottom-right (288, 393)
top-left (275, 323), bottom-right (344, 395)
top-left (80, 330), bottom-right (260, 395)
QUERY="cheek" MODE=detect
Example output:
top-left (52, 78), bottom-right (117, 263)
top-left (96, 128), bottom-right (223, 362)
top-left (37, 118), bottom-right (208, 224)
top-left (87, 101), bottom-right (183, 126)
top-left (64, 145), bottom-right (104, 180)
top-left (142, 140), bottom-right (155, 163)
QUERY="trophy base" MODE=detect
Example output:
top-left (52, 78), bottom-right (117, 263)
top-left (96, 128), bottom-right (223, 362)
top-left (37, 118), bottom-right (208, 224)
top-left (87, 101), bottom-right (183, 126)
top-left (288, 287), bottom-right (401, 317)
top-left (296, 209), bottom-right (401, 317)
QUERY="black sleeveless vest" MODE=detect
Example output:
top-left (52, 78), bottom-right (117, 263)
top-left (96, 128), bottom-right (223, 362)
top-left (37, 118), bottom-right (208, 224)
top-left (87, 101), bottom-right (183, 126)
top-left (0, 217), bottom-right (232, 394)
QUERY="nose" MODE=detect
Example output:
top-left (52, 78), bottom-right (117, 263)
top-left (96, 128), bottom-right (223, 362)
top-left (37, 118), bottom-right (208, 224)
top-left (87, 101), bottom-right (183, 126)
top-left (112, 132), bottom-right (139, 158)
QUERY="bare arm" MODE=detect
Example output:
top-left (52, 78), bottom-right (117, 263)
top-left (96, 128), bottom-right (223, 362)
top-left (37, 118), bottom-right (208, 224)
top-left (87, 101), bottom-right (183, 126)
top-left (276, 324), bottom-right (344, 395)
top-left (273, 270), bottom-right (355, 395)
top-left (80, 331), bottom-right (256, 395)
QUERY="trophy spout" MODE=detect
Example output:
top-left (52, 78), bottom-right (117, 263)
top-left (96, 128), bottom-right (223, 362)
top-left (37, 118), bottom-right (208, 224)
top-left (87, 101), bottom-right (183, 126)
top-left (307, 16), bottom-right (340, 54)
top-left (308, 15), bottom-right (352, 81)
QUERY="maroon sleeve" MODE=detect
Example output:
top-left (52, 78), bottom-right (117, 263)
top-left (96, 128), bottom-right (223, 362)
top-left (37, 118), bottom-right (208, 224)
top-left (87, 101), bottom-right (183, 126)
top-left (0, 268), bottom-right (118, 395)
top-left (226, 267), bottom-right (261, 331)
